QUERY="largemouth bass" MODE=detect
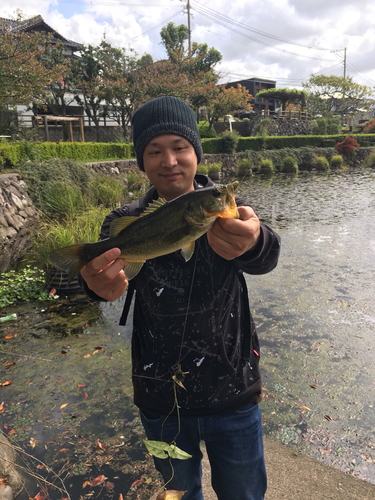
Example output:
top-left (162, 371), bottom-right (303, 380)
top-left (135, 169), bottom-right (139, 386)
top-left (48, 182), bottom-right (239, 282)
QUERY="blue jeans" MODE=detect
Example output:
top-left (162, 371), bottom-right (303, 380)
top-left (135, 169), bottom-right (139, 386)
top-left (140, 402), bottom-right (267, 500)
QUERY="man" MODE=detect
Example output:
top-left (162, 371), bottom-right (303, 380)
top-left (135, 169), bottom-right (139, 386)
top-left (81, 96), bottom-right (281, 500)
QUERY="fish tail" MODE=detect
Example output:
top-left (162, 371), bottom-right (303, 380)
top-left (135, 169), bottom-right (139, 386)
top-left (48, 244), bottom-right (88, 283)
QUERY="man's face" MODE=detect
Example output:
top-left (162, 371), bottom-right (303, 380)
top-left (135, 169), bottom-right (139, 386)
top-left (142, 134), bottom-right (198, 201)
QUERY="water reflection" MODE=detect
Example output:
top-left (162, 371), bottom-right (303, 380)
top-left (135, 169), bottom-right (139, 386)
top-left (238, 169), bottom-right (375, 483)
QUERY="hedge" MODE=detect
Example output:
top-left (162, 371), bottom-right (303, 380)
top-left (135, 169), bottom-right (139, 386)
top-left (1, 134), bottom-right (374, 171)
top-left (0, 141), bottom-right (133, 170)
top-left (201, 134), bottom-right (375, 154)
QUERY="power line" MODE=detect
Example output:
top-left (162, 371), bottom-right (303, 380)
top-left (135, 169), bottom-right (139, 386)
top-left (191, 0), bottom-right (339, 53)
top-left (190, 2), bottom-right (337, 63)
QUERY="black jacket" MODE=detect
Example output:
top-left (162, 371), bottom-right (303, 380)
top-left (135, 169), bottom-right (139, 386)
top-left (82, 175), bottom-right (281, 416)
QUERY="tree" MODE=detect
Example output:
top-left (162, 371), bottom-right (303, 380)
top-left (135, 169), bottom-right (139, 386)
top-left (101, 43), bottom-right (151, 139)
top-left (160, 22), bottom-right (188, 63)
top-left (302, 75), bottom-right (375, 120)
top-left (207, 84), bottom-right (253, 130)
top-left (0, 15), bottom-right (64, 108)
top-left (159, 23), bottom-right (222, 121)
top-left (70, 43), bottom-right (109, 142)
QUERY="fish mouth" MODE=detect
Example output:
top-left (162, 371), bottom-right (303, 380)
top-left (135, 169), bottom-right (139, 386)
top-left (217, 182), bottom-right (240, 219)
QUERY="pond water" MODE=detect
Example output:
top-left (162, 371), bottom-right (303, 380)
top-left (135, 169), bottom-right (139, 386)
top-left (1, 168), bottom-right (374, 499)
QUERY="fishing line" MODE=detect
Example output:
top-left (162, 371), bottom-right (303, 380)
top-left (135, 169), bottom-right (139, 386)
top-left (176, 240), bottom-right (200, 365)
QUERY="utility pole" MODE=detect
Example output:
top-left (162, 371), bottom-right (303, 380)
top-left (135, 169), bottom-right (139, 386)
top-left (343, 47), bottom-right (347, 79)
top-left (181, 0), bottom-right (192, 57)
top-left (187, 0), bottom-right (191, 57)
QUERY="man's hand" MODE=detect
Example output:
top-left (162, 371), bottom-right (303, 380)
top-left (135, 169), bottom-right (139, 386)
top-left (80, 248), bottom-right (128, 302)
top-left (207, 206), bottom-right (261, 260)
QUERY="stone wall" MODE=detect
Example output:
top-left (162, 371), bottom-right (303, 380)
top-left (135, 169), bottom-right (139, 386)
top-left (0, 174), bottom-right (39, 273)
top-left (214, 117), bottom-right (312, 137)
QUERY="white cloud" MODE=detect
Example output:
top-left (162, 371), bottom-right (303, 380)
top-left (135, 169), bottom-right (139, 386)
top-left (1, 0), bottom-right (375, 89)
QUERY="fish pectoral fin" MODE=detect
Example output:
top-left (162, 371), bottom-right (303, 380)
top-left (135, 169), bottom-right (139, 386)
top-left (109, 216), bottom-right (138, 238)
top-left (180, 242), bottom-right (195, 262)
top-left (124, 261), bottom-right (145, 280)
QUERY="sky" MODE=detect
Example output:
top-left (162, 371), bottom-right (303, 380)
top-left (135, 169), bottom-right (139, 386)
top-left (1, 0), bottom-right (375, 90)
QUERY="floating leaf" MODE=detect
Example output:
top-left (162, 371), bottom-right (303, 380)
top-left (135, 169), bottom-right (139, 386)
top-left (130, 478), bottom-right (142, 490)
top-left (60, 403), bottom-right (68, 409)
top-left (4, 335), bottom-right (12, 339)
top-left (3, 362), bottom-right (15, 367)
top-left (156, 490), bottom-right (187, 500)
top-left (90, 475), bottom-right (106, 487)
top-left (84, 354), bottom-right (91, 358)
top-left (98, 441), bottom-right (106, 451)
top-left (77, 383), bottom-right (86, 388)
top-left (0, 380), bottom-right (12, 387)
top-left (29, 437), bottom-right (37, 449)
top-left (324, 414), bottom-right (334, 422)
top-left (82, 480), bottom-right (91, 489)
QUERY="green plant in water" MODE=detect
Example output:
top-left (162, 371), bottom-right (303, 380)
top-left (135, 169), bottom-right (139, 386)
top-left (207, 162), bottom-right (221, 180)
top-left (315, 155), bottom-right (330, 171)
top-left (330, 155), bottom-right (343, 168)
top-left (280, 155), bottom-right (298, 173)
top-left (236, 158), bottom-right (252, 177)
top-left (0, 265), bottom-right (53, 308)
top-left (259, 158), bottom-right (274, 173)
top-left (363, 152), bottom-right (375, 169)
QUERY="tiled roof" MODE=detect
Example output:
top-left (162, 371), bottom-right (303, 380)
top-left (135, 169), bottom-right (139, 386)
top-left (0, 15), bottom-right (82, 51)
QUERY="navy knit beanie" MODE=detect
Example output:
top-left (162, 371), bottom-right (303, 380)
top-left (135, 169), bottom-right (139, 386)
top-left (131, 96), bottom-right (203, 171)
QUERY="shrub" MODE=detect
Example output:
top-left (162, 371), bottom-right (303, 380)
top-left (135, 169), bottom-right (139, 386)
top-left (218, 130), bottom-right (240, 153)
top-left (236, 158), bottom-right (252, 177)
top-left (198, 121), bottom-right (217, 138)
top-left (280, 155), bottom-right (298, 173)
top-left (259, 158), bottom-right (274, 174)
top-left (330, 155), bottom-right (343, 168)
top-left (335, 135), bottom-right (360, 156)
top-left (33, 207), bottom-right (109, 269)
top-left (363, 119), bottom-right (375, 134)
top-left (207, 162), bottom-right (221, 180)
top-left (196, 164), bottom-right (208, 175)
top-left (363, 152), bottom-right (375, 168)
top-left (17, 159), bottom-right (93, 219)
top-left (315, 156), bottom-right (330, 171)
top-left (91, 174), bottom-right (129, 207)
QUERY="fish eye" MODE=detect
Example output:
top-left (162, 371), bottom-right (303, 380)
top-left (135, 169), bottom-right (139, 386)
top-left (212, 189), bottom-right (221, 198)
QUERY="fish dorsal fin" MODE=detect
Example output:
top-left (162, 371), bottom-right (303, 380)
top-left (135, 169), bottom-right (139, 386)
top-left (140, 198), bottom-right (167, 217)
top-left (109, 216), bottom-right (138, 238)
top-left (181, 241), bottom-right (195, 262)
top-left (124, 261), bottom-right (145, 280)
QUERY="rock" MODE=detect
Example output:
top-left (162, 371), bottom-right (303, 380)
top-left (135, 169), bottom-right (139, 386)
top-left (0, 434), bottom-right (25, 498)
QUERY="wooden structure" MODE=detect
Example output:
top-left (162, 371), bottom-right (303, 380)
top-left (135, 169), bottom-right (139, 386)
top-left (261, 110), bottom-right (310, 120)
top-left (34, 115), bottom-right (85, 142)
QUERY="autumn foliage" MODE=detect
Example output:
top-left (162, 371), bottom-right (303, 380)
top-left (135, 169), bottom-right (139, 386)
top-left (335, 135), bottom-right (360, 157)
top-left (0, 16), bottom-right (65, 107)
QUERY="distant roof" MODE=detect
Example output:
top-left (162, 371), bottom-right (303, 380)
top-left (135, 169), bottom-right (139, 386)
top-left (227, 77), bottom-right (277, 85)
top-left (0, 14), bottom-right (83, 51)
